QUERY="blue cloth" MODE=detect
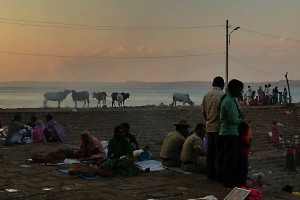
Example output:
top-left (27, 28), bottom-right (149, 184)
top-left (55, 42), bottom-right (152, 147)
top-left (57, 169), bottom-right (102, 180)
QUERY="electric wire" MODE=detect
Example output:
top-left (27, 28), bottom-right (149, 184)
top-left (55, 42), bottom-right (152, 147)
top-left (240, 27), bottom-right (300, 43)
top-left (229, 56), bottom-right (284, 77)
top-left (0, 17), bottom-right (225, 30)
top-left (0, 50), bottom-right (224, 59)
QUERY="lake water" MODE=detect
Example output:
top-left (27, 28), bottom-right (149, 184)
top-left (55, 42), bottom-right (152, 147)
top-left (0, 82), bottom-right (299, 108)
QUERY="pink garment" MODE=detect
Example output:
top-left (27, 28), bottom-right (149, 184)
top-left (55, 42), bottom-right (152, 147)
top-left (241, 187), bottom-right (263, 200)
top-left (32, 125), bottom-right (45, 143)
top-left (271, 124), bottom-right (279, 143)
top-left (257, 87), bottom-right (265, 105)
top-left (79, 132), bottom-right (105, 157)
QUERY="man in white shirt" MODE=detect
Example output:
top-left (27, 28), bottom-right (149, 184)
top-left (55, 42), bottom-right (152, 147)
top-left (246, 86), bottom-right (253, 106)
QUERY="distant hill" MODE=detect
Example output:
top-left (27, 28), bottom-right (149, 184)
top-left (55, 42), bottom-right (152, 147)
top-left (0, 80), bottom-right (299, 88)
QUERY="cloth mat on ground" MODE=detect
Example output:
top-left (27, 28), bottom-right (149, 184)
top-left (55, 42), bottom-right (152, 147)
top-left (47, 158), bottom-right (81, 166)
top-left (57, 169), bottom-right (102, 180)
top-left (135, 160), bottom-right (165, 171)
top-left (163, 166), bottom-right (192, 174)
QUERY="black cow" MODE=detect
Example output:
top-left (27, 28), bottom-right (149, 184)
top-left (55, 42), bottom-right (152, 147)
top-left (111, 92), bottom-right (130, 107)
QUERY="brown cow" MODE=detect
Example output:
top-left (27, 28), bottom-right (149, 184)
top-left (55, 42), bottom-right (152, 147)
top-left (92, 92), bottom-right (108, 107)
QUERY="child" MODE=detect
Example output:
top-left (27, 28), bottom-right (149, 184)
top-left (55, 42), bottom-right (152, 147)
top-left (279, 134), bottom-right (284, 148)
top-left (238, 121), bottom-right (251, 187)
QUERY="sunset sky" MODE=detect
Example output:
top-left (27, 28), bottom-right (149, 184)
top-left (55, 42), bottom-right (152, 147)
top-left (0, 0), bottom-right (299, 83)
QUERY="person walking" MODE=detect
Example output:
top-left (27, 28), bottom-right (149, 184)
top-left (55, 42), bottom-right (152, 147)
top-left (202, 76), bottom-right (225, 181)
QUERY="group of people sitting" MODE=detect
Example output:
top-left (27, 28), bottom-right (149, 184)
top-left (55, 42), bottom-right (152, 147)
top-left (4, 114), bottom-right (66, 146)
top-left (71, 123), bottom-right (140, 161)
top-left (3, 113), bottom-right (140, 161)
top-left (160, 120), bottom-right (207, 173)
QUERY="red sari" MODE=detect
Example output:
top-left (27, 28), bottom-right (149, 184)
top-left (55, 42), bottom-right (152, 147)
top-left (271, 124), bottom-right (279, 143)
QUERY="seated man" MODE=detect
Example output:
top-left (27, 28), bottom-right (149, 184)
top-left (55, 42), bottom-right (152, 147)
top-left (5, 114), bottom-right (29, 145)
top-left (44, 114), bottom-right (67, 143)
top-left (181, 123), bottom-right (207, 173)
top-left (160, 119), bottom-right (190, 167)
top-left (27, 115), bottom-right (37, 129)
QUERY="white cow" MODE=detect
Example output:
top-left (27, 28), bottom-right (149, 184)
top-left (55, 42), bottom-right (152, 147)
top-left (172, 93), bottom-right (194, 107)
top-left (117, 93), bottom-right (123, 107)
top-left (71, 90), bottom-right (89, 108)
top-left (44, 89), bottom-right (71, 108)
top-left (92, 92), bottom-right (108, 107)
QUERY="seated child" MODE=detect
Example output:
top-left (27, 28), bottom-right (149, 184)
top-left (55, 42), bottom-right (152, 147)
top-left (279, 134), bottom-right (284, 148)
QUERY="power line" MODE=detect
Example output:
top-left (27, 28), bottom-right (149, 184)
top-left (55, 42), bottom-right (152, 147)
top-left (240, 27), bottom-right (300, 43)
top-left (0, 50), bottom-right (224, 59)
top-left (0, 17), bottom-right (225, 30)
top-left (229, 56), bottom-right (284, 76)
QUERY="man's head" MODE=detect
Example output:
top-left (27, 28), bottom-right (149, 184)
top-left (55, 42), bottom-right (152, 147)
top-left (228, 79), bottom-right (244, 98)
top-left (174, 119), bottom-right (190, 138)
top-left (121, 123), bottom-right (130, 133)
top-left (30, 115), bottom-right (37, 123)
top-left (46, 114), bottom-right (53, 122)
top-left (13, 114), bottom-right (22, 123)
top-left (212, 76), bottom-right (225, 90)
top-left (114, 125), bottom-right (125, 139)
top-left (194, 123), bottom-right (206, 139)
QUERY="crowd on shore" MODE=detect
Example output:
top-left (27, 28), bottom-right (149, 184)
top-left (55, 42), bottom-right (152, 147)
top-left (240, 84), bottom-right (289, 106)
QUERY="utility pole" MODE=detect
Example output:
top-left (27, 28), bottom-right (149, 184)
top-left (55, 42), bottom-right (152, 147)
top-left (225, 20), bottom-right (229, 88)
top-left (225, 20), bottom-right (239, 88)
top-left (285, 72), bottom-right (292, 104)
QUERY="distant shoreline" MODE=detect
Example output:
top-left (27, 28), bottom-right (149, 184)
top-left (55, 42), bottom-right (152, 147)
top-left (0, 80), bottom-right (299, 87)
top-left (0, 103), bottom-right (294, 112)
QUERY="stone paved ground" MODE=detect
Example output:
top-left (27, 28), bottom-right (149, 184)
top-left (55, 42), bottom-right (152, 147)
top-left (0, 143), bottom-right (297, 200)
top-left (0, 106), bottom-right (299, 199)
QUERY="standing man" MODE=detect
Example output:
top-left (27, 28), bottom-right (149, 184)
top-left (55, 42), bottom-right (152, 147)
top-left (268, 84), bottom-right (273, 105)
top-left (160, 119), bottom-right (190, 167)
top-left (246, 86), bottom-right (252, 106)
top-left (202, 76), bottom-right (225, 181)
top-left (218, 79), bottom-right (244, 187)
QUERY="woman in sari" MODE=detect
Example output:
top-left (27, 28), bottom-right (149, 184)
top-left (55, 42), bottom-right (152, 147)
top-left (271, 121), bottom-right (279, 143)
top-left (44, 114), bottom-right (67, 143)
top-left (73, 131), bottom-right (105, 159)
top-left (257, 86), bottom-right (265, 105)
